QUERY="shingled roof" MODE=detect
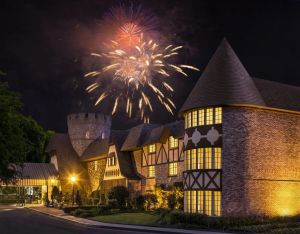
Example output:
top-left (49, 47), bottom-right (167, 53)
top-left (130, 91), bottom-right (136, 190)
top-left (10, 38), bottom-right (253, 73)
top-left (121, 124), bottom-right (159, 151)
top-left (15, 163), bottom-right (58, 180)
top-left (80, 138), bottom-right (109, 162)
top-left (110, 130), bottom-right (140, 180)
top-left (45, 133), bottom-right (90, 186)
top-left (254, 78), bottom-right (300, 112)
top-left (180, 38), bottom-right (265, 114)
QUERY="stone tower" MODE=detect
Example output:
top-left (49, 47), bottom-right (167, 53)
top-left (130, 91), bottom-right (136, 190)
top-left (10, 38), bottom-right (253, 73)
top-left (67, 113), bottom-right (112, 156)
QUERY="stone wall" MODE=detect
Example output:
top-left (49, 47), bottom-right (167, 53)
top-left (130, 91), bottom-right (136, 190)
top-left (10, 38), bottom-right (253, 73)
top-left (67, 113), bottom-right (111, 156)
top-left (86, 158), bottom-right (107, 192)
top-left (223, 106), bottom-right (300, 216)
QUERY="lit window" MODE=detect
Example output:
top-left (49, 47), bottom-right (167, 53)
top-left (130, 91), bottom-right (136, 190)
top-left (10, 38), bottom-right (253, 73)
top-left (185, 190), bottom-right (221, 216)
top-left (191, 191), bottom-right (197, 213)
top-left (94, 161), bottom-right (98, 170)
top-left (214, 148), bottom-right (222, 169)
top-left (198, 109), bottom-right (205, 126)
top-left (148, 165), bottom-right (155, 178)
top-left (214, 191), bottom-right (221, 216)
top-left (187, 112), bottom-right (192, 128)
top-left (205, 191), bottom-right (212, 216)
top-left (108, 153), bottom-right (116, 167)
top-left (215, 107), bottom-right (222, 124)
top-left (192, 111), bottom-right (197, 127)
top-left (168, 162), bottom-right (178, 176)
top-left (148, 144), bottom-right (156, 154)
top-left (206, 108), bottom-right (213, 125)
top-left (197, 148), bottom-right (204, 169)
top-left (197, 191), bottom-right (204, 213)
top-left (186, 191), bottom-right (190, 212)
top-left (205, 148), bottom-right (212, 169)
top-left (191, 149), bottom-right (197, 170)
top-left (169, 136), bottom-right (178, 148)
top-left (185, 150), bottom-right (191, 170)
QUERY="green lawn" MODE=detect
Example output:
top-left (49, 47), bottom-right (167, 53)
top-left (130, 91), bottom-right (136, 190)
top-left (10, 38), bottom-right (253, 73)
top-left (91, 212), bottom-right (160, 226)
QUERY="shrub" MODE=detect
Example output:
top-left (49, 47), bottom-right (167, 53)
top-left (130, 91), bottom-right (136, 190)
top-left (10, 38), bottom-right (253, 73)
top-left (135, 195), bottom-right (145, 210)
top-left (167, 193), bottom-right (176, 210)
top-left (144, 193), bottom-right (158, 211)
top-left (92, 204), bottom-right (113, 216)
top-left (108, 186), bottom-right (129, 209)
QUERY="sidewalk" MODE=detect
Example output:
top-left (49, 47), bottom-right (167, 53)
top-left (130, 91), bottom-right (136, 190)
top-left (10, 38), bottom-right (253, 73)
top-left (26, 206), bottom-right (231, 234)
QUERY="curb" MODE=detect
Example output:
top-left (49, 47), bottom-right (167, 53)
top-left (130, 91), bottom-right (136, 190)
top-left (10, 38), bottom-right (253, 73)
top-left (25, 207), bottom-right (230, 234)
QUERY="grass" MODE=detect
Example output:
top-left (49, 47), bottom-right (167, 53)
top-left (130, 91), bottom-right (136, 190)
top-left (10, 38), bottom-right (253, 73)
top-left (91, 212), bottom-right (160, 226)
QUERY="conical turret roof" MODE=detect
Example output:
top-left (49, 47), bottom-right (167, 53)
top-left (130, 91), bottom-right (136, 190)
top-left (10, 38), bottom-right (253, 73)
top-left (180, 38), bottom-right (265, 114)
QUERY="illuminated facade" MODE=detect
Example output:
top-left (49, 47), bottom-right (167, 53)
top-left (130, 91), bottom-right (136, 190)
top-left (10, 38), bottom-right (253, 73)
top-left (45, 39), bottom-right (300, 216)
top-left (180, 38), bottom-right (300, 217)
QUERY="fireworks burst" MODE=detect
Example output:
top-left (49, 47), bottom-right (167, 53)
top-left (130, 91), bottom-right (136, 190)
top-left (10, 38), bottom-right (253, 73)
top-left (85, 5), bottom-right (199, 123)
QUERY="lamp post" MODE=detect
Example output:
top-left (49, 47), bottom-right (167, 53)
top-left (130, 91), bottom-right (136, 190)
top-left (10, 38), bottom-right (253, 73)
top-left (70, 176), bottom-right (76, 206)
top-left (51, 179), bottom-right (55, 206)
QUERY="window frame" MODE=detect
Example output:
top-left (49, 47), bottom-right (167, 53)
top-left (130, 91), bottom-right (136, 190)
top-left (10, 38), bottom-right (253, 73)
top-left (148, 165), bottom-right (155, 178)
top-left (168, 162), bottom-right (178, 176)
top-left (168, 136), bottom-right (178, 149)
top-left (148, 144), bottom-right (156, 154)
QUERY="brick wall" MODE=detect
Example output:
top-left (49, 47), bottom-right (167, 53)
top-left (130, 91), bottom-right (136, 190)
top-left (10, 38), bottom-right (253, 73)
top-left (223, 106), bottom-right (300, 216)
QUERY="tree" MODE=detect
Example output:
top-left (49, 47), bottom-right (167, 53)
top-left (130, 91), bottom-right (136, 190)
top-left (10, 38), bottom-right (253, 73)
top-left (0, 81), bottom-right (52, 183)
top-left (0, 82), bottom-right (28, 183)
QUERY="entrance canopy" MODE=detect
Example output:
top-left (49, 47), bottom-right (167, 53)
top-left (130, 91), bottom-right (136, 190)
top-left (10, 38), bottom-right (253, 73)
top-left (13, 163), bottom-right (59, 186)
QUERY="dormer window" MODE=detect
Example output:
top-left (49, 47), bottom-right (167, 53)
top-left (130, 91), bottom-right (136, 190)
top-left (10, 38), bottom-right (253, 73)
top-left (148, 144), bottom-right (156, 154)
top-left (169, 136), bottom-right (178, 149)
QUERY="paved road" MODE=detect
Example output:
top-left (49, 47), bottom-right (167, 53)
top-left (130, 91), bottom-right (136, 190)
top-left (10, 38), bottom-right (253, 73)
top-left (0, 205), bottom-right (153, 234)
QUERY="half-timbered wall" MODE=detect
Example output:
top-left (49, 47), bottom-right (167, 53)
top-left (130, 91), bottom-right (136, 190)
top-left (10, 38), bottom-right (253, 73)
top-left (132, 138), bottom-right (184, 193)
top-left (183, 107), bottom-right (222, 216)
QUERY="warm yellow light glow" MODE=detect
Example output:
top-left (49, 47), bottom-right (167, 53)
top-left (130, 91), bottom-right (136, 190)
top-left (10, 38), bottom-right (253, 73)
top-left (70, 176), bottom-right (76, 183)
top-left (50, 179), bottom-right (55, 184)
top-left (274, 187), bottom-right (299, 216)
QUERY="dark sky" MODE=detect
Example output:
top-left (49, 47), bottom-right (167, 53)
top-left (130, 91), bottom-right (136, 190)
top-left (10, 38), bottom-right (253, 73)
top-left (1, 0), bottom-right (300, 132)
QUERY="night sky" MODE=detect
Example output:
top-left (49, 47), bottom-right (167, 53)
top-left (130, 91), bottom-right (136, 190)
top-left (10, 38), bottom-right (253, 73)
top-left (1, 0), bottom-right (300, 133)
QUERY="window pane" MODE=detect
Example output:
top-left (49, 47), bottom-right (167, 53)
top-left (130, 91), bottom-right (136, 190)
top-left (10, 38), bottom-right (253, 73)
top-left (186, 150), bottom-right (190, 170)
top-left (206, 108), bottom-right (213, 125)
top-left (168, 162), bottom-right (177, 176)
top-left (215, 107), bottom-right (222, 124)
top-left (188, 112), bottom-right (192, 128)
top-left (214, 148), bottom-right (222, 169)
top-left (198, 109), bottom-right (205, 126)
top-left (192, 111), bottom-right (197, 127)
top-left (214, 191), bottom-right (221, 216)
top-left (205, 148), bottom-right (212, 169)
top-left (148, 165), bottom-right (155, 177)
top-left (149, 144), bottom-right (156, 153)
top-left (198, 191), bottom-right (204, 214)
top-left (169, 136), bottom-right (178, 148)
top-left (191, 149), bottom-right (196, 169)
top-left (205, 191), bottom-right (212, 216)
top-left (191, 191), bottom-right (197, 213)
top-left (197, 148), bottom-right (204, 169)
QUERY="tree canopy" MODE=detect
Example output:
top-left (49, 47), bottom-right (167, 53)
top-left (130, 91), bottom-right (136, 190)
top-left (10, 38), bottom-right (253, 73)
top-left (0, 81), bottom-right (53, 183)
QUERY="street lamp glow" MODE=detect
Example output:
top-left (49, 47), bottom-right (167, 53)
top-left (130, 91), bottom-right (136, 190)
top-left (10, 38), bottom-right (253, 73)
top-left (70, 176), bottom-right (76, 183)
